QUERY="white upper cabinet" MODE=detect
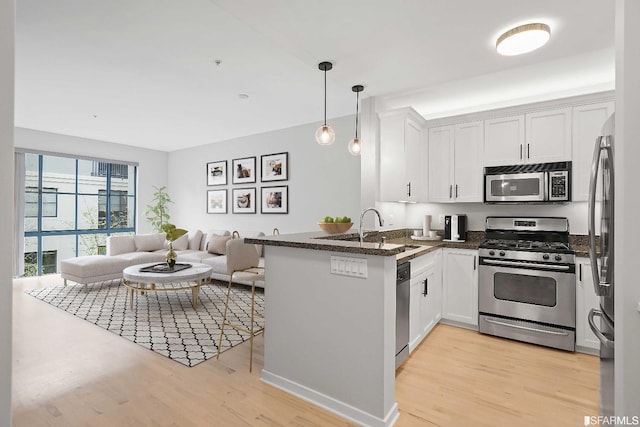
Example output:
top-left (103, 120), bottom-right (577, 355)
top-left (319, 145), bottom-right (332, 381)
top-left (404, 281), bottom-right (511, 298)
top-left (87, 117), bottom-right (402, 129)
top-left (379, 108), bottom-right (427, 202)
top-left (572, 101), bottom-right (615, 201)
top-left (483, 115), bottom-right (525, 166)
top-left (427, 125), bottom-right (453, 202)
top-left (483, 107), bottom-right (571, 166)
top-left (428, 121), bottom-right (483, 202)
top-left (525, 107), bottom-right (572, 163)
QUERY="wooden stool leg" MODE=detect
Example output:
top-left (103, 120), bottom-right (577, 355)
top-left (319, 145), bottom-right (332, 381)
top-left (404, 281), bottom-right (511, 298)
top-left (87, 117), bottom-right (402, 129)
top-left (217, 277), bottom-right (234, 360)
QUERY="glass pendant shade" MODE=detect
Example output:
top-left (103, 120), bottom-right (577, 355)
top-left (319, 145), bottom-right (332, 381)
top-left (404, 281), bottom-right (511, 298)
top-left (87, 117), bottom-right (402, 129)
top-left (315, 124), bottom-right (336, 145)
top-left (348, 137), bottom-right (361, 155)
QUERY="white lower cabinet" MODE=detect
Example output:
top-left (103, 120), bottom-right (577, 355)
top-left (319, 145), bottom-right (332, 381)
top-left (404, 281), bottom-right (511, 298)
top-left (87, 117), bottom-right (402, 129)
top-left (576, 258), bottom-right (600, 351)
top-left (442, 248), bottom-right (478, 327)
top-left (409, 250), bottom-right (442, 353)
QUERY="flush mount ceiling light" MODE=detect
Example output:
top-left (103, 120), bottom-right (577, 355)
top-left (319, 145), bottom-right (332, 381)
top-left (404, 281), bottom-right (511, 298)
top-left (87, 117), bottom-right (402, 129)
top-left (315, 61), bottom-right (335, 146)
top-left (496, 23), bottom-right (551, 56)
top-left (348, 85), bottom-right (364, 156)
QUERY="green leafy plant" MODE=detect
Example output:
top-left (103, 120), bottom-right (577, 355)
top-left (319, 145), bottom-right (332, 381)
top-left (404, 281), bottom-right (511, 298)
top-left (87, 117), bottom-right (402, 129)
top-left (161, 223), bottom-right (188, 242)
top-left (145, 186), bottom-right (173, 232)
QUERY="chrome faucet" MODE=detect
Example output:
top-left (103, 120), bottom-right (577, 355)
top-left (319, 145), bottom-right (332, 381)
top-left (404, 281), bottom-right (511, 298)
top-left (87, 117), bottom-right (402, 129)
top-left (359, 207), bottom-right (384, 244)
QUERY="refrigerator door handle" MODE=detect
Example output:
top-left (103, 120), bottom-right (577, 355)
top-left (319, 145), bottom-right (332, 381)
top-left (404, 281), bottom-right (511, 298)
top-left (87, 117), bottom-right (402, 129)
top-left (588, 309), bottom-right (614, 348)
top-left (588, 135), bottom-right (613, 297)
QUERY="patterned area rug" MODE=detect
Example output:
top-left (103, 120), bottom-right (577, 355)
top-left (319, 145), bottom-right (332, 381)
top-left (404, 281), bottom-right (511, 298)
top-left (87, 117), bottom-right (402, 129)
top-left (25, 280), bottom-right (264, 367)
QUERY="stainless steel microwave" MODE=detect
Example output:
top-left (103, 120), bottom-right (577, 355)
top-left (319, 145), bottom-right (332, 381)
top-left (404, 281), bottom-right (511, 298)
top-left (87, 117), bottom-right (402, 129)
top-left (484, 161), bottom-right (571, 203)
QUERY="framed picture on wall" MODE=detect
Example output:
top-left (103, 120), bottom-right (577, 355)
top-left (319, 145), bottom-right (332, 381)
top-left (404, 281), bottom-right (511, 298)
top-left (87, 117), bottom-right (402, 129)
top-left (260, 152), bottom-right (288, 182)
top-left (207, 161), bottom-right (227, 186)
top-left (232, 187), bottom-right (257, 214)
top-left (232, 156), bottom-right (257, 184)
top-left (261, 185), bottom-right (288, 214)
top-left (207, 190), bottom-right (227, 214)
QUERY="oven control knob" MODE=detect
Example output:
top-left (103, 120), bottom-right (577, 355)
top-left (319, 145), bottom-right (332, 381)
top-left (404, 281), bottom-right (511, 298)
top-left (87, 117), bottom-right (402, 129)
top-left (554, 255), bottom-right (562, 261)
top-left (542, 253), bottom-right (550, 260)
top-left (499, 251), bottom-right (505, 257)
top-left (489, 250), bottom-right (495, 256)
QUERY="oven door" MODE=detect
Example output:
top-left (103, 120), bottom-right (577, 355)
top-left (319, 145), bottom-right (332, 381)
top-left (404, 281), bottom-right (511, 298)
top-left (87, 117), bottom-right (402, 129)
top-left (478, 259), bottom-right (575, 328)
top-left (485, 172), bottom-right (546, 202)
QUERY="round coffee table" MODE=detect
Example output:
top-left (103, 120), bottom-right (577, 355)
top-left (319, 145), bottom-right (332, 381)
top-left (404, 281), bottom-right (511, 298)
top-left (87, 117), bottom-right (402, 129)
top-left (122, 262), bottom-right (212, 309)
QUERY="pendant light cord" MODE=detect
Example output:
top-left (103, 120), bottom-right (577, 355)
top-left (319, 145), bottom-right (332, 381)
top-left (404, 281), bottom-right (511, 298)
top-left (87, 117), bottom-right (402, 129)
top-left (323, 69), bottom-right (327, 125)
top-left (355, 90), bottom-right (360, 139)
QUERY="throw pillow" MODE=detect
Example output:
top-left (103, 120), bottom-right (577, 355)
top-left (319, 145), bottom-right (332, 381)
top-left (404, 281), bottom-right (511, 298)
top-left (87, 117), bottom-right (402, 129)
top-left (134, 233), bottom-right (166, 252)
top-left (207, 234), bottom-right (232, 255)
top-left (188, 230), bottom-right (204, 250)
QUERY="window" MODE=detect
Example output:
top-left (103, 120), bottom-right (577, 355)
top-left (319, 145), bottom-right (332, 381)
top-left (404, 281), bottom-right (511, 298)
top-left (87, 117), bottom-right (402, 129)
top-left (25, 187), bottom-right (58, 217)
top-left (24, 250), bottom-right (57, 276)
top-left (22, 153), bottom-right (137, 276)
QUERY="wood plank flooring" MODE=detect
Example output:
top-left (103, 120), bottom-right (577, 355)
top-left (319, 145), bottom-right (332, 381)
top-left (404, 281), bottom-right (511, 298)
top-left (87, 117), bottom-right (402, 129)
top-left (12, 275), bottom-right (598, 426)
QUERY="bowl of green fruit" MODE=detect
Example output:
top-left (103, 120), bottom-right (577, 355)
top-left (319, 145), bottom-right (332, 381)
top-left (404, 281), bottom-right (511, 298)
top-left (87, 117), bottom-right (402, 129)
top-left (318, 216), bottom-right (353, 234)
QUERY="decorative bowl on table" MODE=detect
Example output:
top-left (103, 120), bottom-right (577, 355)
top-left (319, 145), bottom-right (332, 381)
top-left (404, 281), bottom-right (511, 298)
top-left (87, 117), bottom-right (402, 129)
top-left (318, 222), bottom-right (353, 234)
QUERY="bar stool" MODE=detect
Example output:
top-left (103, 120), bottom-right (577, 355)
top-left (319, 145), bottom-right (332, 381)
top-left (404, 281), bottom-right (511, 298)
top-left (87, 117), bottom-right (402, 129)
top-left (216, 237), bottom-right (265, 372)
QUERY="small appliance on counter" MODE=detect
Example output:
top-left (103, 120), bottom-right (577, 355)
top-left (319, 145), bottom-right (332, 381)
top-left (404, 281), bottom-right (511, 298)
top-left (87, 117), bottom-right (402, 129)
top-left (411, 214), bottom-right (442, 241)
top-left (444, 214), bottom-right (467, 241)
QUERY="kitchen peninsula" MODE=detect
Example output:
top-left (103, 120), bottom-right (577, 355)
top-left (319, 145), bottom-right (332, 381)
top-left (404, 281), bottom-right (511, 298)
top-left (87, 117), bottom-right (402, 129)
top-left (245, 230), bottom-right (443, 427)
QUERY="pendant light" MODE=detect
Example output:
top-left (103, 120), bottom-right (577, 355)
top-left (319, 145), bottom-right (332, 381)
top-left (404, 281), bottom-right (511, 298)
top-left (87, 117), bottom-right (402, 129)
top-left (348, 85), bottom-right (364, 156)
top-left (315, 61), bottom-right (335, 145)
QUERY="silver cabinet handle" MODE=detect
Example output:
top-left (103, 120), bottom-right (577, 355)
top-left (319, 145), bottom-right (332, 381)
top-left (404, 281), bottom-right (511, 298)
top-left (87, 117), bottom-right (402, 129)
top-left (407, 182), bottom-right (411, 197)
top-left (484, 318), bottom-right (569, 336)
top-left (449, 184), bottom-right (452, 199)
top-left (473, 255), bottom-right (476, 270)
top-left (588, 309), bottom-right (614, 348)
top-left (519, 144), bottom-right (523, 160)
top-left (423, 278), bottom-right (428, 296)
top-left (527, 143), bottom-right (530, 159)
top-left (455, 184), bottom-right (458, 198)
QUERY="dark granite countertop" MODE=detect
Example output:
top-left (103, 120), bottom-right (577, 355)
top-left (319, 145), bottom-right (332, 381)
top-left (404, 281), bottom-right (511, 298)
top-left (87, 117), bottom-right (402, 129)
top-left (245, 228), bottom-right (485, 263)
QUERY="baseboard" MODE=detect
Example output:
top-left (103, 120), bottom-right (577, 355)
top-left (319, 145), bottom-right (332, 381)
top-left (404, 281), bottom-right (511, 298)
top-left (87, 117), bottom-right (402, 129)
top-left (439, 318), bottom-right (479, 331)
top-left (576, 345), bottom-right (600, 356)
top-left (261, 369), bottom-right (399, 427)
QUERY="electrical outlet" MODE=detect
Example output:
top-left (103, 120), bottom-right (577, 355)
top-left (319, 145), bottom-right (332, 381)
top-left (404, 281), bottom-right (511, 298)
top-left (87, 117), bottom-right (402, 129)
top-left (438, 214), bottom-right (445, 224)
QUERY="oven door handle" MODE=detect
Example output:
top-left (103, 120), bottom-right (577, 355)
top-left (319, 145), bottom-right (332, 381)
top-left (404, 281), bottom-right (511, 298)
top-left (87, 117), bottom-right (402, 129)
top-left (482, 258), bottom-right (571, 271)
top-left (483, 318), bottom-right (570, 336)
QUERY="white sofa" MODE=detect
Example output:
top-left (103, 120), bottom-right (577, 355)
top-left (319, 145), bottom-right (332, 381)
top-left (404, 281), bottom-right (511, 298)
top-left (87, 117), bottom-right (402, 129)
top-left (59, 229), bottom-right (266, 287)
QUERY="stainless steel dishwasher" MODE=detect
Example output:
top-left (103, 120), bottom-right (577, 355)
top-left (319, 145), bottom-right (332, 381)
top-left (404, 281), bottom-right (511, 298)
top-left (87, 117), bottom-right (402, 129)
top-left (396, 262), bottom-right (410, 368)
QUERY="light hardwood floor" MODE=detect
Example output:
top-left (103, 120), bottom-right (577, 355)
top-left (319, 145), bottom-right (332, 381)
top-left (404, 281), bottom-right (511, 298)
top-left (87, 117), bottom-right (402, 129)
top-left (12, 275), bottom-right (598, 426)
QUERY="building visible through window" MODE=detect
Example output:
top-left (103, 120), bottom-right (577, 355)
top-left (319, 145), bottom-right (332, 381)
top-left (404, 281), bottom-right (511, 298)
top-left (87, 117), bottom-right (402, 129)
top-left (25, 187), bottom-right (58, 217)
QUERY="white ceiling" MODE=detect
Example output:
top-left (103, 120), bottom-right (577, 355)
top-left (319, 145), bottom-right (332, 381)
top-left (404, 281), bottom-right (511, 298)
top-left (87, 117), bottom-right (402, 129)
top-left (15, 0), bottom-right (615, 152)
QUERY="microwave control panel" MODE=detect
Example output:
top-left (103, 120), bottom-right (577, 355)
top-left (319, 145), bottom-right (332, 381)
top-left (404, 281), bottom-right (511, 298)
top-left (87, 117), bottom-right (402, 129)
top-left (549, 171), bottom-right (570, 201)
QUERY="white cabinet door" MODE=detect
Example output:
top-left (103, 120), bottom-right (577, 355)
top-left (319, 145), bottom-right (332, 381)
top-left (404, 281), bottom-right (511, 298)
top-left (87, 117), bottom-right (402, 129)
top-left (483, 115), bottom-right (524, 166)
top-left (576, 258), bottom-right (601, 351)
top-left (409, 268), bottom-right (427, 352)
top-left (442, 248), bottom-right (478, 327)
top-left (572, 102), bottom-right (615, 201)
top-left (379, 108), bottom-right (427, 202)
top-left (453, 121), bottom-right (483, 202)
top-left (525, 107), bottom-right (572, 164)
top-left (422, 251), bottom-right (442, 335)
top-left (405, 118), bottom-right (426, 202)
top-left (427, 126), bottom-right (453, 202)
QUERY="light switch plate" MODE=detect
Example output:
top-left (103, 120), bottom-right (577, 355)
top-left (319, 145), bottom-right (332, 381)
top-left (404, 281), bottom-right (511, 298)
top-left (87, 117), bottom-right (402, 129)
top-left (330, 256), bottom-right (368, 278)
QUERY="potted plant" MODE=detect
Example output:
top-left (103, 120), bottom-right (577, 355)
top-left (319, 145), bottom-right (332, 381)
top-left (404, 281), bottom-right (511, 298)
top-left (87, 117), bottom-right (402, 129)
top-left (145, 186), bottom-right (173, 233)
top-left (162, 223), bottom-right (187, 269)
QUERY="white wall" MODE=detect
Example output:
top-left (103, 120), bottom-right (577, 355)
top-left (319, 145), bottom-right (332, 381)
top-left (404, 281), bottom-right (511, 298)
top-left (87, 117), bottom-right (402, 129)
top-left (14, 128), bottom-right (168, 234)
top-left (616, 0), bottom-right (640, 417)
top-left (168, 115), bottom-right (361, 234)
top-left (0, 0), bottom-right (13, 424)
top-left (400, 202), bottom-right (591, 234)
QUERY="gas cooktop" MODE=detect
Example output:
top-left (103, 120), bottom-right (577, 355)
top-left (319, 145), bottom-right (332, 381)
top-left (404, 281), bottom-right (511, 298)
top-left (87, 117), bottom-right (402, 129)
top-left (480, 239), bottom-right (572, 253)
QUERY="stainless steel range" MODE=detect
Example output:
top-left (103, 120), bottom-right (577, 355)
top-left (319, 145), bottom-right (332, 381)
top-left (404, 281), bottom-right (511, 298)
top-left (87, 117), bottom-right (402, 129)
top-left (478, 217), bottom-right (576, 351)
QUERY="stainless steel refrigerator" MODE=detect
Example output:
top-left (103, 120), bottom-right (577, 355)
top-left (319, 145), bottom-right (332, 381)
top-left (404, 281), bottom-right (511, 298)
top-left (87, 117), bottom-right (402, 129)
top-left (588, 113), bottom-right (615, 417)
